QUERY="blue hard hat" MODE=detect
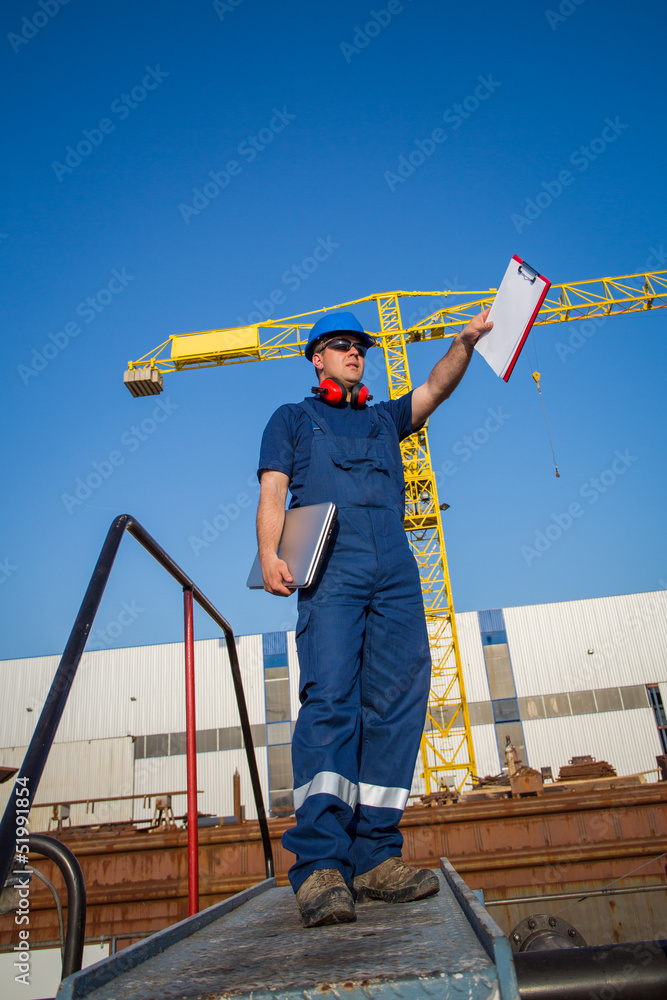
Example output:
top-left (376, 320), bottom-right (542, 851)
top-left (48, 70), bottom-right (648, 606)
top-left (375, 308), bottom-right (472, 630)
top-left (305, 311), bottom-right (375, 361)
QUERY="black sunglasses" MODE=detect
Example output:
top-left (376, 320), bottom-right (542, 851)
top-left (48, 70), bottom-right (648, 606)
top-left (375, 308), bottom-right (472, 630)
top-left (322, 337), bottom-right (367, 357)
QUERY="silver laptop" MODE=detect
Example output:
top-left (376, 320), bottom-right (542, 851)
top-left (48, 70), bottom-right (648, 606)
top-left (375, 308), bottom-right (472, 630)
top-left (246, 502), bottom-right (338, 590)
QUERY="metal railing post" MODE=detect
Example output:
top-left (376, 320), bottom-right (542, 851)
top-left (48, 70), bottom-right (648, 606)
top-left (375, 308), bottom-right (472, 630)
top-left (0, 515), bottom-right (275, 893)
top-left (183, 588), bottom-right (199, 915)
top-left (0, 517), bottom-right (128, 889)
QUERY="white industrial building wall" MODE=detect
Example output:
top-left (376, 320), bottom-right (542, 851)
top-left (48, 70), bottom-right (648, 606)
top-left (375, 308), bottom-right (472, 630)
top-left (0, 635), bottom-right (268, 751)
top-left (454, 611), bottom-right (493, 703)
top-left (504, 591), bottom-right (667, 696)
top-left (1, 590), bottom-right (664, 828)
top-left (0, 636), bottom-right (270, 828)
top-left (188, 634), bottom-right (266, 731)
top-left (0, 652), bottom-right (60, 748)
top-left (60, 641), bottom-right (188, 741)
top-left (132, 747), bottom-right (269, 822)
top-left (0, 737), bottom-right (134, 829)
top-left (470, 724), bottom-right (503, 777)
top-left (522, 709), bottom-right (663, 778)
top-left (286, 629), bottom-right (301, 722)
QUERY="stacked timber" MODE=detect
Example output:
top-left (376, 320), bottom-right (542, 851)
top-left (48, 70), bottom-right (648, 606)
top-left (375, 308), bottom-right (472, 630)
top-left (557, 759), bottom-right (617, 781)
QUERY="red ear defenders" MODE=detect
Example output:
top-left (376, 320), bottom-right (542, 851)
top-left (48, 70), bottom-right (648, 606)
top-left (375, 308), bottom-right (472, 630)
top-left (311, 377), bottom-right (373, 408)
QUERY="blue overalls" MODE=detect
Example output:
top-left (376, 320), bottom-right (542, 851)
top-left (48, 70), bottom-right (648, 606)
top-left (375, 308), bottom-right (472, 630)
top-left (282, 398), bottom-right (431, 892)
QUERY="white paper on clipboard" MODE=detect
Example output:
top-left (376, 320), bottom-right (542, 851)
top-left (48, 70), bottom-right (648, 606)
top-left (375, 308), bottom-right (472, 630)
top-left (475, 255), bottom-right (551, 382)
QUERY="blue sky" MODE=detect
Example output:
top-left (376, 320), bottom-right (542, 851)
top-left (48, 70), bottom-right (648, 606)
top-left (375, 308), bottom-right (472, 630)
top-left (1, 0), bottom-right (665, 660)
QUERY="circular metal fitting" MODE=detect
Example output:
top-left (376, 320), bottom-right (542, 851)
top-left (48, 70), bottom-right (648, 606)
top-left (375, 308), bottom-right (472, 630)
top-left (508, 913), bottom-right (587, 953)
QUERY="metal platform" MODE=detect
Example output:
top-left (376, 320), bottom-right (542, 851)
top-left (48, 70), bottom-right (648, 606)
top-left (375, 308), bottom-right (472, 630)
top-left (58, 860), bottom-right (518, 1000)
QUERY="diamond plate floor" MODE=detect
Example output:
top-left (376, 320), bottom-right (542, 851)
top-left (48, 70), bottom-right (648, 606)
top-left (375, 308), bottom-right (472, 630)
top-left (59, 868), bottom-right (518, 1000)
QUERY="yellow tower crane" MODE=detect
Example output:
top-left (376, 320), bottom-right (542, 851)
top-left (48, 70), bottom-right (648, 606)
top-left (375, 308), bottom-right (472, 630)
top-left (124, 270), bottom-right (667, 793)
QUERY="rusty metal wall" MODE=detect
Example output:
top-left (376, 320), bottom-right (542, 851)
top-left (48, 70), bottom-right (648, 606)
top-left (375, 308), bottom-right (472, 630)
top-left (486, 876), bottom-right (667, 947)
top-left (3, 783), bottom-right (663, 951)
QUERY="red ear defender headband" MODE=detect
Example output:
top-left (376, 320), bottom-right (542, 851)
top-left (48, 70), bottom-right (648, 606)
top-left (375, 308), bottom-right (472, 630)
top-left (312, 377), bottom-right (373, 408)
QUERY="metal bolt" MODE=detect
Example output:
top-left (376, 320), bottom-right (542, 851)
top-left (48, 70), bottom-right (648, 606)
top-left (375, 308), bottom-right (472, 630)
top-left (512, 933), bottom-right (521, 944)
top-left (527, 919), bottom-right (536, 929)
top-left (549, 917), bottom-right (557, 928)
top-left (568, 928), bottom-right (577, 938)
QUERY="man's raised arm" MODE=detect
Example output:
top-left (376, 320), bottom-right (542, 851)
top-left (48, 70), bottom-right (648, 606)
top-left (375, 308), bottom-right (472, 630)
top-left (257, 469), bottom-right (294, 596)
top-left (411, 309), bottom-right (493, 429)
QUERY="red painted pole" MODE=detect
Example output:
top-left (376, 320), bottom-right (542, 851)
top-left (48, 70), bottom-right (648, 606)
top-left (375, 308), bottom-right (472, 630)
top-left (183, 587), bottom-right (199, 915)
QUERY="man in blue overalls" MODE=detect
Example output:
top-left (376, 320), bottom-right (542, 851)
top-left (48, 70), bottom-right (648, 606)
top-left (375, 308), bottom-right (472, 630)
top-left (257, 307), bottom-right (491, 927)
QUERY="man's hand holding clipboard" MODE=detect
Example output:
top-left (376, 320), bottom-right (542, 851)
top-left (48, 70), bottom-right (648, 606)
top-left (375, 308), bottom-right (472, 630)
top-left (475, 255), bottom-right (551, 381)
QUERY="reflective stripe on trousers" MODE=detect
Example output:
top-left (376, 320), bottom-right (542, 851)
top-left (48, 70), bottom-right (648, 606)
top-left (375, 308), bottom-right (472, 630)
top-left (293, 771), bottom-right (410, 813)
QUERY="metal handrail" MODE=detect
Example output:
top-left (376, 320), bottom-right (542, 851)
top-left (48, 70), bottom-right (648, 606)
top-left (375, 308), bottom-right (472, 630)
top-left (28, 834), bottom-right (86, 979)
top-left (0, 514), bottom-right (275, 896)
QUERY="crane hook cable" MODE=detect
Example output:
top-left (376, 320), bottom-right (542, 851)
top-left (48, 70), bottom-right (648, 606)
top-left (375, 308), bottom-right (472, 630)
top-left (532, 371), bottom-right (560, 478)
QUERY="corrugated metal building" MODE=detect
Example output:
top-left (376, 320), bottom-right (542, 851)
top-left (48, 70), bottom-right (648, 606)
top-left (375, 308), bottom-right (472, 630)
top-left (1, 590), bottom-right (665, 828)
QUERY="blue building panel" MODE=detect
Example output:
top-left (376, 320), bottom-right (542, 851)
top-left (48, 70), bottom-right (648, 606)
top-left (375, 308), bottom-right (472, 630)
top-left (477, 608), bottom-right (506, 633)
top-left (262, 632), bottom-right (288, 656)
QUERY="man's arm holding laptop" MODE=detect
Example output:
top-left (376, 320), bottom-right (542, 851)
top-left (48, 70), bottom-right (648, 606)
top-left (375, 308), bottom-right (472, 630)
top-left (257, 469), bottom-right (294, 596)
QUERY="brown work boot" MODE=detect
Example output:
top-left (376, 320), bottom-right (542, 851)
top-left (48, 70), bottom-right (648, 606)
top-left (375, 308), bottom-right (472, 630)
top-left (295, 868), bottom-right (356, 928)
top-left (352, 857), bottom-right (440, 904)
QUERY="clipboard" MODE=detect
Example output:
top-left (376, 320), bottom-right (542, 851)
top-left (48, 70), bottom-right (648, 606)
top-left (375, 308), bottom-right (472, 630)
top-left (475, 255), bottom-right (551, 382)
top-left (246, 502), bottom-right (338, 590)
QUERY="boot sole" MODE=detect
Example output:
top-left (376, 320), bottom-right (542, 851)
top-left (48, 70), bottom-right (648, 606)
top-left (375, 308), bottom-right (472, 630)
top-left (354, 878), bottom-right (440, 905)
top-left (300, 904), bottom-right (356, 928)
